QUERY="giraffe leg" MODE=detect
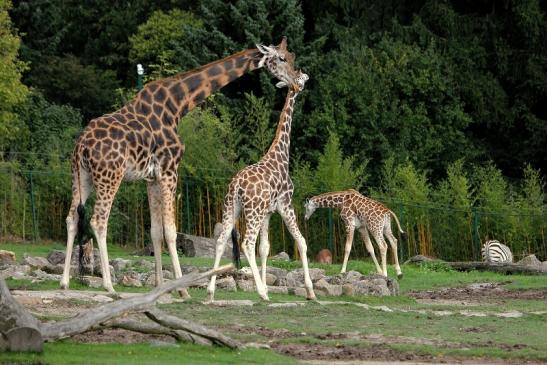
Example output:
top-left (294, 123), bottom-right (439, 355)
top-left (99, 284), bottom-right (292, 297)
top-left (371, 230), bottom-right (389, 277)
top-left (61, 170), bottom-right (92, 290)
top-left (147, 181), bottom-right (164, 287)
top-left (384, 219), bottom-right (403, 279)
top-left (359, 227), bottom-right (382, 274)
top-left (90, 175), bottom-right (123, 294)
top-left (159, 175), bottom-right (190, 299)
top-left (206, 222), bottom-right (233, 303)
top-left (340, 223), bottom-right (355, 274)
top-left (241, 215), bottom-right (269, 301)
top-left (280, 206), bottom-right (316, 300)
top-left (259, 213), bottom-right (272, 289)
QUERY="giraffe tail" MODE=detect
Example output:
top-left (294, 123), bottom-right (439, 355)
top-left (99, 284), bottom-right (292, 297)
top-left (231, 228), bottom-right (241, 269)
top-left (76, 204), bottom-right (87, 278)
top-left (389, 210), bottom-right (407, 241)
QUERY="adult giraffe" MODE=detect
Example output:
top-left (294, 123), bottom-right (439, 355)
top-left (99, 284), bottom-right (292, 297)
top-left (207, 71), bottom-right (316, 302)
top-left (305, 189), bottom-right (405, 278)
top-left (61, 38), bottom-right (301, 296)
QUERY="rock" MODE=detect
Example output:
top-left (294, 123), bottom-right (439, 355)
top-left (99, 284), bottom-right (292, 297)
top-left (176, 232), bottom-right (238, 259)
top-left (47, 250), bottom-right (66, 265)
top-left (134, 259), bottom-right (155, 271)
top-left (291, 287), bottom-right (308, 297)
top-left (264, 273), bottom-right (277, 286)
top-left (266, 266), bottom-right (288, 280)
top-left (236, 279), bottom-right (256, 292)
top-left (22, 255), bottom-right (50, 270)
top-left (314, 278), bottom-right (342, 296)
top-left (217, 276), bottom-right (237, 291)
top-left (110, 258), bottom-right (132, 272)
top-left (342, 284), bottom-right (354, 296)
top-left (267, 286), bottom-right (288, 294)
top-left (119, 274), bottom-right (143, 287)
top-left (43, 264), bottom-right (65, 275)
top-left (180, 265), bottom-right (199, 275)
top-left (0, 250), bottom-right (16, 265)
top-left (326, 270), bottom-right (364, 285)
top-left (271, 252), bottom-right (290, 261)
top-left (349, 274), bottom-right (399, 296)
top-left (162, 270), bottom-right (173, 280)
top-left (31, 269), bottom-right (61, 281)
top-left (80, 276), bottom-right (103, 288)
top-left (517, 254), bottom-right (542, 267)
top-left (0, 265), bottom-right (32, 279)
top-left (286, 268), bottom-right (325, 287)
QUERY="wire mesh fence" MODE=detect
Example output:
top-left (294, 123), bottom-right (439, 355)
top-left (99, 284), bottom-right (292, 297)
top-left (0, 166), bottom-right (545, 262)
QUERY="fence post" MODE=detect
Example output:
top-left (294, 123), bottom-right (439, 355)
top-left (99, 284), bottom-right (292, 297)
top-left (185, 177), bottom-right (191, 233)
top-left (472, 208), bottom-right (480, 260)
top-left (328, 208), bottom-right (334, 253)
top-left (28, 171), bottom-right (39, 242)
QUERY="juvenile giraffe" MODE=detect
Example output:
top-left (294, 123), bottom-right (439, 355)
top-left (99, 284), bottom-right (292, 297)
top-left (305, 189), bottom-right (405, 278)
top-left (61, 38), bottom-right (302, 295)
top-left (207, 71), bottom-right (316, 302)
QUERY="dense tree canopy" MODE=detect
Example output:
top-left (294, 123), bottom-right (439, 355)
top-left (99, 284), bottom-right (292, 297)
top-left (1, 0), bottom-right (545, 259)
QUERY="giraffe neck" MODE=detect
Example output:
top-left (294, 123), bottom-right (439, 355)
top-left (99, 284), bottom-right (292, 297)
top-left (263, 88), bottom-right (299, 166)
top-left (129, 48), bottom-right (262, 130)
top-left (311, 191), bottom-right (351, 208)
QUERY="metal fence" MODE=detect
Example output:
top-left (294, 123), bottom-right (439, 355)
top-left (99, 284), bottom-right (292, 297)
top-left (0, 166), bottom-right (545, 262)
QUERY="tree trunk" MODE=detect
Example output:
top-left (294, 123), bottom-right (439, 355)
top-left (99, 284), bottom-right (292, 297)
top-left (0, 276), bottom-right (43, 352)
top-left (0, 264), bottom-right (236, 352)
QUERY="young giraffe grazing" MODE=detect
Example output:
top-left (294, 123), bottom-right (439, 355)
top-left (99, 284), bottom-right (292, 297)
top-left (305, 189), bottom-right (405, 279)
top-left (61, 38), bottom-right (302, 295)
top-left (207, 71), bottom-right (316, 302)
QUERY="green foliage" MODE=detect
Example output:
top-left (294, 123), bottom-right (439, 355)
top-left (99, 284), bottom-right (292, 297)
top-left (315, 130), bottom-right (365, 192)
top-left (418, 260), bottom-right (455, 273)
top-left (237, 92), bottom-right (274, 163)
top-left (0, 0), bottom-right (28, 150)
top-left (129, 9), bottom-right (204, 72)
top-left (178, 103), bottom-right (237, 183)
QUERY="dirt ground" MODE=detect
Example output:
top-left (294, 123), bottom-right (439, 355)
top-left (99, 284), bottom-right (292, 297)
top-left (15, 284), bottom-right (547, 365)
top-left (408, 282), bottom-right (547, 304)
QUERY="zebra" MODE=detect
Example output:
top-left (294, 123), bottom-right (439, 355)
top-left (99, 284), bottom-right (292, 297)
top-left (481, 240), bottom-right (513, 263)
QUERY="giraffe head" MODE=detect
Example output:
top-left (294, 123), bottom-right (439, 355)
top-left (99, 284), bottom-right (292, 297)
top-left (304, 199), bottom-right (318, 220)
top-left (256, 37), bottom-right (300, 89)
top-left (293, 71), bottom-right (309, 92)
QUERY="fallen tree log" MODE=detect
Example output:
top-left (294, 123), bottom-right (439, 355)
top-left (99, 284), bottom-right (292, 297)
top-left (0, 276), bottom-right (43, 352)
top-left (446, 261), bottom-right (547, 275)
top-left (1, 264), bottom-right (237, 352)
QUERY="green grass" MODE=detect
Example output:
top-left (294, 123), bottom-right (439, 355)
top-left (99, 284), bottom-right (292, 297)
top-left (0, 341), bottom-right (297, 365)
top-left (2, 240), bottom-right (547, 363)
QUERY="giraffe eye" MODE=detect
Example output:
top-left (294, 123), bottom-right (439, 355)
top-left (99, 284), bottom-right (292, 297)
top-left (279, 56), bottom-right (286, 62)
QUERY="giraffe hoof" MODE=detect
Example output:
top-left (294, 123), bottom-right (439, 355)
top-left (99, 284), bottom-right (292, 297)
top-left (60, 282), bottom-right (68, 290)
top-left (397, 273), bottom-right (403, 280)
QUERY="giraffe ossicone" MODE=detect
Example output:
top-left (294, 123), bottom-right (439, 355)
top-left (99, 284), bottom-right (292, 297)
top-left (60, 38), bottom-right (302, 297)
top-left (207, 70), bottom-right (316, 302)
top-left (305, 189), bottom-right (405, 279)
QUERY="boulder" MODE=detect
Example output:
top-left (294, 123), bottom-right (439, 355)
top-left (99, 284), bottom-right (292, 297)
top-left (266, 267), bottom-right (288, 286)
top-left (326, 270), bottom-right (364, 285)
top-left (119, 274), bottom-right (142, 287)
top-left (314, 278), bottom-right (342, 296)
top-left (217, 276), bottom-right (237, 291)
top-left (236, 279), bottom-right (256, 292)
top-left (0, 250), bottom-right (16, 266)
top-left (162, 270), bottom-right (174, 280)
top-left (134, 259), bottom-right (155, 271)
top-left (47, 250), bottom-right (66, 265)
top-left (80, 276), bottom-right (102, 288)
top-left (267, 286), bottom-right (288, 294)
top-left (176, 232), bottom-right (238, 259)
top-left (517, 254), bottom-right (542, 267)
top-left (271, 252), bottom-right (290, 261)
top-left (31, 270), bottom-right (61, 282)
top-left (404, 255), bottom-right (436, 265)
top-left (110, 258), bottom-right (132, 272)
top-left (22, 255), bottom-right (50, 270)
top-left (349, 274), bottom-right (399, 296)
top-left (0, 265), bottom-right (32, 280)
top-left (286, 268), bottom-right (325, 287)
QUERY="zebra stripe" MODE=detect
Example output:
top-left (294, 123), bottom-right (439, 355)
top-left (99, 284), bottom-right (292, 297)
top-left (481, 240), bottom-right (513, 263)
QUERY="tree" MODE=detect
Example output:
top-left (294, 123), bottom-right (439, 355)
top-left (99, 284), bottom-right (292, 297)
top-left (0, 0), bottom-right (28, 151)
